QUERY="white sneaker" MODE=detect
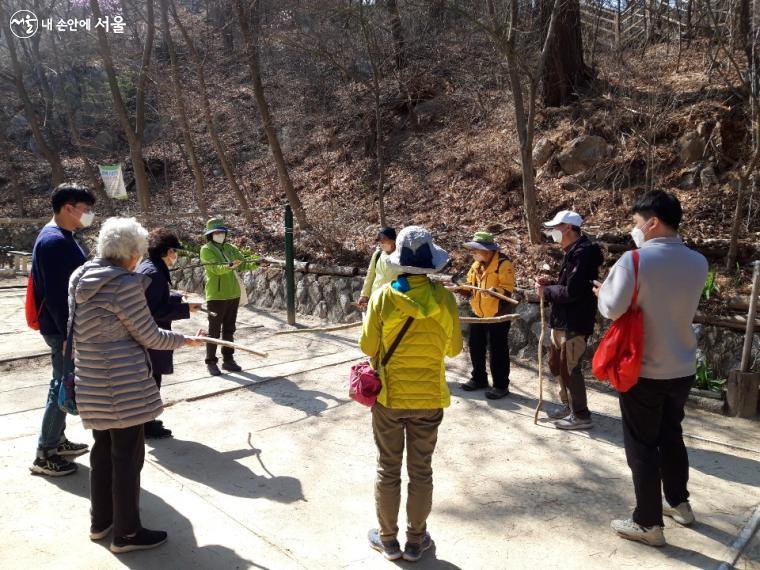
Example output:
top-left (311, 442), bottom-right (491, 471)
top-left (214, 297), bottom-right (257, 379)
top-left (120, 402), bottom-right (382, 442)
top-left (554, 414), bottom-right (593, 430)
top-left (663, 500), bottom-right (695, 526)
top-left (546, 405), bottom-right (571, 420)
top-left (611, 518), bottom-right (666, 546)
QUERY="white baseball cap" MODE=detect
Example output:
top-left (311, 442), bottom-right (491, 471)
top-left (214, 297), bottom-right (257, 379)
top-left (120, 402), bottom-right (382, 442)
top-left (543, 210), bottom-right (584, 228)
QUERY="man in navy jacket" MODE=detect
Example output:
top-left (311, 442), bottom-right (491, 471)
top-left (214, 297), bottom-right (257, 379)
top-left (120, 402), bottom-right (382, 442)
top-left (30, 184), bottom-right (96, 476)
top-left (537, 211), bottom-right (604, 431)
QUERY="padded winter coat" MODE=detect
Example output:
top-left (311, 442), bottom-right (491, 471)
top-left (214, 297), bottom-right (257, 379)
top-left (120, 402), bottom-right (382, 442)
top-left (359, 275), bottom-right (463, 409)
top-left (68, 258), bottom-right (186, 430)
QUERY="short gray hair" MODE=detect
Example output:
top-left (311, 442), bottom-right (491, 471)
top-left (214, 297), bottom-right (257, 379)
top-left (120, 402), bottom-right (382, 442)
top-left (97, 217), bottom-right (149, 261)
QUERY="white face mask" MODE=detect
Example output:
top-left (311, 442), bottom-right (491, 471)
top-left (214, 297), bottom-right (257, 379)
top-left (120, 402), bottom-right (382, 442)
top-left (630, 220), bottom-right (652, 248)
top-left (212, 233), bottom-right (226, 244)
top-left (550, 229), bottom-right (563, 243)
top-left (75, 208), bottom-right (95, 228)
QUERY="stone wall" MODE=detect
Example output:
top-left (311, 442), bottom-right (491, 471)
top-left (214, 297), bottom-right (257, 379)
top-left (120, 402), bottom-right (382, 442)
top-left (173, 260), bottom-right (759, 378)
top-left (172, 260), bottom-right (366, 323)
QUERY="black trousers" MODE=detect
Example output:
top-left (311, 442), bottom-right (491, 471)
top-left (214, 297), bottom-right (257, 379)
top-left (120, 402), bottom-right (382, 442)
top-left (468, 321), bottom-right (511, 389)
top-left (619, 376), bottom-right (694, 527)
top-left (205, 298), bottom-right (240, 363)
top-left (90, 424), bottom-right (145, 537)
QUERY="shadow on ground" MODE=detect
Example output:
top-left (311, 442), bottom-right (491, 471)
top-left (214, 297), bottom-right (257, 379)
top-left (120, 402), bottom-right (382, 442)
top-left (148, 437), bottom-right (305, 503)
top-left (43, 464), bottom-right (268, 569)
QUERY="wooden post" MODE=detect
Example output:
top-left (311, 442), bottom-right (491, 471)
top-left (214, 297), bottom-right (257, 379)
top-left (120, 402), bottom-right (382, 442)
top-left (726, 260), bottom-right (760, 417)
top-left (614, 11), bottom-right (621, 48)
top-left (726, 371), bottom-right (760, 417)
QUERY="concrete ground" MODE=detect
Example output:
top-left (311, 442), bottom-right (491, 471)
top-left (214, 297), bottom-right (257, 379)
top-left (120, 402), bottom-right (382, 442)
top-left (0, 281), bottom-right (758, 569)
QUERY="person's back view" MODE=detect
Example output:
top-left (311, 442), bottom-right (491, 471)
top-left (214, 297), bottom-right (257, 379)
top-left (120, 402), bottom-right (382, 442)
top-left (602, 240), bottom-right (706, 379)
top-left (596, 190), bottom-right (708, 547)
top-left (359, 226), bottom-right (463, 563)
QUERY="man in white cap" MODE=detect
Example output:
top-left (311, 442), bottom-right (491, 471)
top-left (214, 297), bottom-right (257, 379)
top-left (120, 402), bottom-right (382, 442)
top-left (536, 210), bottom-right (604, 430)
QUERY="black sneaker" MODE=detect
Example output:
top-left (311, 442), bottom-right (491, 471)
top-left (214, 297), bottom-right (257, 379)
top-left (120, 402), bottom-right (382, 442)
top-left (403, 532), bottom-right (433, 562)
top-left (222, 360), bottom-right (242, 372)
top-left (207, 363), bottom-right (222, 376)
top-left (460, 380), bottom-right (487, 391)
top-left (30, 455), bottom-right (77, 477)
top-left (145, 421), bottom-right (173, 440)
top-left (57, 439), bottom-right (89, 457)
top-left (111, 528), bottom-right (168, 553)
top-left (368, 528), bottom-right (402, 561)
top-left (485, 387), bottom-right (510, 400)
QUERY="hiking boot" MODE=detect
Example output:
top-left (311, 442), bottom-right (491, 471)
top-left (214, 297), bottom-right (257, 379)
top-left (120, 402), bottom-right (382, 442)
top-left (222, 360), bottom-right (243, 372)
top-left (144, 421), bottom-right (173, 440)
top-left (554, 414), bottom-right (593, 430)
top-left (485, 387), bottom-right (510, 400)
top-left (368, 528), bottom-right (402, 561)
top-left (30, 455), bottom-right (77, 477)
top-left (611, 518), bottom-right (665, 546)
top-left (546, 405), bottom-right (571, 420)
top-left (663, 500), bottom-right (695, 526)
top-left (460, 380), bottom-right (487, 391)
top-left (207, 363), bottom-right (222, 376)
top-left (57, 439), bottom-right (89, 457)
top-left (111, 528), bottom-right (168, 553)
top-left (403, 532), bottom-right (433, 562)
top-left (90, 523), bottom-right (113, 541)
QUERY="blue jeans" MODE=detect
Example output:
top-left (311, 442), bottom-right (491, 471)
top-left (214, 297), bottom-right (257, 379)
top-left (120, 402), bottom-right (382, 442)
top-left (37, 334), bottom-right (68, 457)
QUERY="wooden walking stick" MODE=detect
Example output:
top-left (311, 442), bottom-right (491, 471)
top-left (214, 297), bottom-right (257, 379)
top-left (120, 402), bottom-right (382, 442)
top-left (534, 294), bottom-right (546, 424)
top-left (274, 322), bottom-right (363, 335)
top-left (446, 283), bottom-right (520, 305)
top-left (188, 336), bottom-right (268, 358)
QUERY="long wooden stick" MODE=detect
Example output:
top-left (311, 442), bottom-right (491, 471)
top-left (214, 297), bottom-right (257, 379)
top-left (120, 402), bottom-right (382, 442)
top-left (459, 314), bottom-right (521, 324)
top-left (446, 284), bottom-right (519, 305)
top-left (534, 296), bottom-right (546, 424)
top-left (188, 336), bottom-right (268, 357)
top-left (274, 321), bottom-right (363, 335)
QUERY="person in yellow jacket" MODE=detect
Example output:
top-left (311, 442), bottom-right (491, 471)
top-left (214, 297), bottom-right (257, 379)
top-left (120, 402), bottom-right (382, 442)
top-left (455, 231), bottom-right (515, 399)
top-left (359, 225), bottom-right (462, 563)
top-left (357, 227), bottom-right (399, 308)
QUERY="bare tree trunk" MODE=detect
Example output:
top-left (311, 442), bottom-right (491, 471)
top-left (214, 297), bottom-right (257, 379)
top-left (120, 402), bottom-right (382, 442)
top-left (171, 0), bottom-right (255, 224)
top-left (359, 2), bottom-right (387, 227)
top-left (384, 0), bottom-right (407, 70)
top-left (1, 3), bottom-right (65, 186)
top-left (89, 0), bottom-right (154, 213)
top-left (234, 0), bottom-right (310, 230)
top-left (728, 0), bottom-right (760, 268)
top-left (540, 0), bottom-right (589, 106)
top-left (160, 0), bottom-right (208, 217)
top-left (487, 0), bottom-right (563, 244)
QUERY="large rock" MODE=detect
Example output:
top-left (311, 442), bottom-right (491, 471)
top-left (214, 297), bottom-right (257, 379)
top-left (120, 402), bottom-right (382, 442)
top-left (532, 138), bottom-right (556, 168)
top-left (7, 113), bottom-right (29, 140)
top-left (678, 131), bottom-right (705, 164)
top-left (557, 136), bottom-right (610, 175)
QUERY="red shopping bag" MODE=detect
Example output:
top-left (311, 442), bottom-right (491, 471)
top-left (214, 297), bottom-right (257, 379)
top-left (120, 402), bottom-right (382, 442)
top-left (592, 250), bottom-right (643, 392)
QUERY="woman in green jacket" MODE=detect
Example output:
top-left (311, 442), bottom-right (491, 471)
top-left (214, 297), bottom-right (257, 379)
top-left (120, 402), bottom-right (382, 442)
top-left (359, 226), bottom-right (462, 563)
top-left (200, 218), bottom-right (257, 376)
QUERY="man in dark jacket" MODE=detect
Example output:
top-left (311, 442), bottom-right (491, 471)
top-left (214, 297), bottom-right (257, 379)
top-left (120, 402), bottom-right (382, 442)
top-left (30, 183), bottom-right (96, 476)
top-left (537, 211), bottom-right (604, 430)
top-left (136, 229), bottom-right (200, 438)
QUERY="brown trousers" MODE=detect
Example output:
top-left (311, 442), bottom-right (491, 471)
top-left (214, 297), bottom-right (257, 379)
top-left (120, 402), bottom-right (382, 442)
top-left (372, 403), bottom-right (444, 544)
top-left (549, 329), bottom-right (590, 418)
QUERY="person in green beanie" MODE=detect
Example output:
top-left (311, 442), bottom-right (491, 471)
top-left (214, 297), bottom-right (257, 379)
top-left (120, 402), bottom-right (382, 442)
top-left (200, 218), bottom-right (257, 376)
